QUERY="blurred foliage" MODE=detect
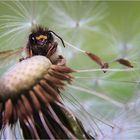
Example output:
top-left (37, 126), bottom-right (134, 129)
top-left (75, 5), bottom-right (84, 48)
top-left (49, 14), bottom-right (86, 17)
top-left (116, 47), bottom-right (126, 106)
top-left (0, 1), bottom-right (140, 139)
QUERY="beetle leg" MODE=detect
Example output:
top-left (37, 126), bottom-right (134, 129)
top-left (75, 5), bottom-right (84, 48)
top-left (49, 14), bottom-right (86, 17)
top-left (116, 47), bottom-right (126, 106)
top-left (57, 55), bottom-right (66, 66)
top-left (19, 48), bottom-right (32, 62)
top-left (46, 42), bottom-right (58, 58)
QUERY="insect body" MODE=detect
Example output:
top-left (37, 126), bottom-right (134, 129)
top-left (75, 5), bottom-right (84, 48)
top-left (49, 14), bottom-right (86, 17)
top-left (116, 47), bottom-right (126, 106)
top-left (24, 26), bottom-right (66, 65)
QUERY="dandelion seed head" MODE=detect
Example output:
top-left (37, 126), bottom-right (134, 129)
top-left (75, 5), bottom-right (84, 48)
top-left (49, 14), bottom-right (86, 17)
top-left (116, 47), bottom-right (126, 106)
top-left (0, 1), bottom-right (140, 139)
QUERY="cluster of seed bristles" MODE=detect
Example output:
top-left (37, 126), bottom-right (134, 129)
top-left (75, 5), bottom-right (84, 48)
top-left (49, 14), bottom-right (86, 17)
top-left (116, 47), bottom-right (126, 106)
top-left (0, 64), bottom-right (75, 139)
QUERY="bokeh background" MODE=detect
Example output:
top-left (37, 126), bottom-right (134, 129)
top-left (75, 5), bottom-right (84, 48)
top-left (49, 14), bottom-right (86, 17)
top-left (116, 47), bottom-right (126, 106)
top-left (0, 1), bottom-right (140, 139)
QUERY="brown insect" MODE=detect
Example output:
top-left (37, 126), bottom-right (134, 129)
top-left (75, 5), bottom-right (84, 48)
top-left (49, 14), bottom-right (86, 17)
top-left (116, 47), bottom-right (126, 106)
top-left (22, 25), bottom-right (66, 65)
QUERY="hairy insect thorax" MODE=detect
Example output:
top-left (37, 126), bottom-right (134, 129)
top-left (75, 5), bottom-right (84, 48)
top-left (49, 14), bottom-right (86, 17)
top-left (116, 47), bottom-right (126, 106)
top-left (26, 26), bottom-right (63, 64)
top-left (28, 42), bottom-right (53, 56)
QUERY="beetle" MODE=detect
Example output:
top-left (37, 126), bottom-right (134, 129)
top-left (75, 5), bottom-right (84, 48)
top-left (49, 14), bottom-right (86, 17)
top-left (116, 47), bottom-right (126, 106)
top-left (22, 25), bottom-right (66, 65)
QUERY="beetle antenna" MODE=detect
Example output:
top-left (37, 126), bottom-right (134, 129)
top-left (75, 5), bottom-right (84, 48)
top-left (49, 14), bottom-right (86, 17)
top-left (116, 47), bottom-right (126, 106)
top-left (48, 30), bottom-right (66, 48)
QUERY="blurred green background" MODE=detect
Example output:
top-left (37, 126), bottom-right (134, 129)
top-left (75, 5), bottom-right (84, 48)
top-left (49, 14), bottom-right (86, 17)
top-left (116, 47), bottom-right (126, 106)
top-left (0, 1), bottom-right (140, 138)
